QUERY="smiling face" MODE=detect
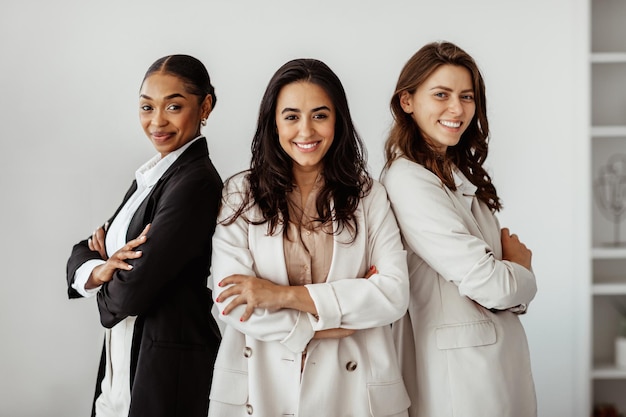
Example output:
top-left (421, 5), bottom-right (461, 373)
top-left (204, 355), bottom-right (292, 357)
top-left (275, 81), bottom-right (336, 178)
top-left (139, 73), bottom-right (212, 157)
top-left (400, 64), bottom-right (475, 153)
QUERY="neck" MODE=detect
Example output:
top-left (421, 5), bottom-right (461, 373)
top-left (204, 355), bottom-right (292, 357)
top-left (293, 168), bottom-right (322, 188)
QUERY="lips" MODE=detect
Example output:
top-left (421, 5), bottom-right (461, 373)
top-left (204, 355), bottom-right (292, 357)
top-left (151, 132), bottom-right (174, 142)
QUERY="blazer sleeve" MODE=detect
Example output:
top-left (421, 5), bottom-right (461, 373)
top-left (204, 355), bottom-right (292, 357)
top-left (382, 158), bottom-right (536, 310)
top-left (304, 181), bottom-right (410, 331)
top-left (66, 183), bottom-right (138, 299)
top-left (96, 166), bottom-right (221, 328)
top-left (210, 176), bottom-right (314, 353)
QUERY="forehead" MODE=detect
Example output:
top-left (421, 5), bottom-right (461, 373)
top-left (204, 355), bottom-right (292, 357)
top-left (423, 64), bottom-right (473, 89)
top-left (276, 81), bottom-right (334, 108)
top-left (140, 73), bottom-right (188, 96)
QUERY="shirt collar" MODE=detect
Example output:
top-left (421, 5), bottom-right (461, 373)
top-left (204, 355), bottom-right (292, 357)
top-left (135, 135), bottom-right (203, 188)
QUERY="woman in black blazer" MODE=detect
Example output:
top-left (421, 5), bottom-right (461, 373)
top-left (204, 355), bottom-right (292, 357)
top-left (66, 55), bottom-right (222, 417)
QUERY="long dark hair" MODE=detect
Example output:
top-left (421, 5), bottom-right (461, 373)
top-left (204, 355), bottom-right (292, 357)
top-left (384, 41), bottom-right (501, 211)
top-left (224, 58), bottom-right (372, 240)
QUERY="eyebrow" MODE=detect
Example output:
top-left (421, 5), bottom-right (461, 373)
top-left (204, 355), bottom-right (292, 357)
top-left (139, 93), bottom-right (187, 100)
top-left (429, 86), bottom-right (474, 94)
top-left (280, 105), bottom-right (331, 114)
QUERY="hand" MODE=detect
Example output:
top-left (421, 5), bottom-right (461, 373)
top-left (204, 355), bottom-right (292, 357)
top-left (217, 274), bottom-right (288, 322)
top-left (365, 265), bottom-right (377, 278)
top-left (88, 222), bottom-right (109, 260)
top-left (313, 328), bottom-right (356, 339)
top-left (86, 224), bottom-right (151, 289)
top-left (501, 228), bottom-right (532, 270)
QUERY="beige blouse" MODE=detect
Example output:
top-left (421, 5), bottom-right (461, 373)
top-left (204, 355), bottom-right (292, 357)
top-left (283, 177), bottom-right (334, 285)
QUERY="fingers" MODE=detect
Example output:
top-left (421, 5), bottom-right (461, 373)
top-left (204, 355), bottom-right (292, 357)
top-left (138, 223), bottom-right (151, 238)
top-left (364, 265), bottom-right (378, 279)
top-left (89, 227), bottom-right (108, 260)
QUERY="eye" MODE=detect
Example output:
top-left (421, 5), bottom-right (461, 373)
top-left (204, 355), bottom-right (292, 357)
top-left (284, 114), bottom-right (298, 121)
top-left (313, 112), bottom-right (329, 120)
top-left (167, 104), bottom-right (182, 111)
top-left (140, 104), bottom-right (152, 112)
top-left (434, 92), bottom-right (447, 99)
top-left (461, 94), bottom-right (475, 101)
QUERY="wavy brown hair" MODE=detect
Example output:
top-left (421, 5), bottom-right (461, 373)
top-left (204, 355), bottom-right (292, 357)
top-left (384, 41), bottom-right (501, 211)
top-left (223, 58), bottom-right (372, 240)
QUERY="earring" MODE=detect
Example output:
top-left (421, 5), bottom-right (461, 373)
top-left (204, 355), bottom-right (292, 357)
top-left (201, 118), bottom-right (207, 126)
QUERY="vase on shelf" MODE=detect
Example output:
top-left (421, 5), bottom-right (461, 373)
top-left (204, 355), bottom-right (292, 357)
top-left (594, 154), bottom-right (626, 247)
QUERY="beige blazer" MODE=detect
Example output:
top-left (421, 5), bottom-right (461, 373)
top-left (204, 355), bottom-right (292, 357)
top-left (208, 174), bottom-right (410, 417)
top-left (382, 157), bottom-right (537, 417)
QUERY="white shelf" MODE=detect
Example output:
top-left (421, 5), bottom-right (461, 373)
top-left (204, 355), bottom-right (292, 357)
top-left (591, 126), bottom-right (626, 137)
top-left (592, 364), bottom-right (626, 379)
top-left (593, 283), bottom-right (626, 295)
top-left (591, 52), bottom-right (626, 63)
top-left (592, 247), bottom-right (626, 259)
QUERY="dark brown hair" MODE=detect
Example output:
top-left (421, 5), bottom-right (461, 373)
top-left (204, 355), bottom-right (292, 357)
top-left (142, 54), bottom-right (216, 107)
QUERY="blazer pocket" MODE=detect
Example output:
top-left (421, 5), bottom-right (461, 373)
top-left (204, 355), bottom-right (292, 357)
top-left (436, 319), bottom-right (496, 350)
top-left (367, 379), bottom-right (410, 416)
top-left (209, 368), bottom-right (248, 405)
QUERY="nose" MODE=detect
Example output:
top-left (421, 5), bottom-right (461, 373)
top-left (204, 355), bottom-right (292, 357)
top-left (299, 118), bottom-right (314, 138)
top-left (151, 108), bottom-right (167, 127)
top-left (448, 97), bottom-right (463, 115)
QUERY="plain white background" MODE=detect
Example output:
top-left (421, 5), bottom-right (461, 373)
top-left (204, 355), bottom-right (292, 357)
top-left (0, 1), bottom-right (590, 416)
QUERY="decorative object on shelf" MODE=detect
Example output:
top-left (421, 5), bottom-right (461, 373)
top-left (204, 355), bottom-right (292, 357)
top-left (594, 154), bottom-right (626, 246)
top-left (592, 403), bottom-right (620, 417)
top-left (613, 299), bottom-right (626, 369)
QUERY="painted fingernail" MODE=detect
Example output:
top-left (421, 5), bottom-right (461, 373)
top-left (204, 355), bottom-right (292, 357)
top-left (127, 265), bottom-right (133, 270)
top-left (221, 310), bottom-right (226, 315)
top-left (215, 297), bottom-right (220, 303)
top-left (135, 251), bottom-right (142, 255)
top-left (218, 281), bottom-right (223, 287)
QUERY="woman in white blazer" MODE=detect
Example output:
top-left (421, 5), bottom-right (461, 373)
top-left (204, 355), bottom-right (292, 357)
top-left (208, 58), bottom-right (410, 417)
top-left (381, 42), bottom-right (538, 417)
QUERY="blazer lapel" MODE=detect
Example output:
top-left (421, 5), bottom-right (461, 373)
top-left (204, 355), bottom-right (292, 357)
top-left (250, 225), bottom-right (291, 286)
top-left (126, 138), bottom-right (209, 240)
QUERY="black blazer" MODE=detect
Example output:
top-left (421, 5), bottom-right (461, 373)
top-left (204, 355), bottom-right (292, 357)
top-left (66, 138), bottom-right (222, 417)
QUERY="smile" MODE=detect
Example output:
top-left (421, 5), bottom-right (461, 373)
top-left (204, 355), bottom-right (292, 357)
top-left (294, 142), bottom-right (320, 150)
top-left (439, 120), bottom-right (462, 128)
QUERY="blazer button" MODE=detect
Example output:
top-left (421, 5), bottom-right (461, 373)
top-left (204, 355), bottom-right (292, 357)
top-left (346, 361), bottom-right (357, 371)
top-left (246, 403), bottom-right (253, 415)
top-left (243, 347), bottom-right (252, 358)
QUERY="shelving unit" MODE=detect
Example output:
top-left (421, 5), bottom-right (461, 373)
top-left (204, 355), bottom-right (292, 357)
top-left (590, 0), bottom-right (626, 413)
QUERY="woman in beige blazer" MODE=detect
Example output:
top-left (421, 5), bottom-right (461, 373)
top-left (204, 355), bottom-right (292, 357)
top-left (382, 41), bottom-right (538, 417)
top-left (208, 58), bottom-right (410, 416)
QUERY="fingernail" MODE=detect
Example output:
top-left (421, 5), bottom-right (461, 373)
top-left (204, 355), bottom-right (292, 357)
top-left (240, 318), bottom-right (244, 322)
top-left (218, 281), bottom-right (223, 287)
top-left (370, 265), bottom-right (375, 271)
top-left (135, 251), bottom-right (142, 255)
top-left (215, 297), bottom-right (220, 303)
top-left (221, 310), bottom-right (226, 315)
top-left (127, 265), bottom-right (133, 270)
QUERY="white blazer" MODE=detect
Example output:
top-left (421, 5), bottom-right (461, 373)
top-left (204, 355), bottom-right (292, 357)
top-left (208, 174), bottom-right (411, 417)
top-left (382, 157), bottom-right (537, 417)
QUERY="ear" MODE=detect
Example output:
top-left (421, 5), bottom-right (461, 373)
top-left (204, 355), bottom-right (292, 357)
top-left (201, 94), bottom-right (213, 119)
top-left (399, 91), bottom-right (413, 114)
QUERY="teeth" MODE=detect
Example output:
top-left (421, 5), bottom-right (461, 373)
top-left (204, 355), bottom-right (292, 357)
top-left (440, 120), bottom-right (461, 128)
top-left (295, 142), bottom-right (317, 149)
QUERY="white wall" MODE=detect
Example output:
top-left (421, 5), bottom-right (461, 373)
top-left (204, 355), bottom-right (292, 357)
top-left (0, 1), bottom-right (588, 416)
